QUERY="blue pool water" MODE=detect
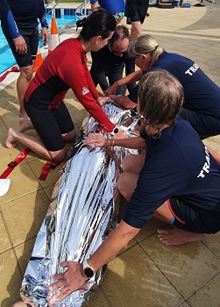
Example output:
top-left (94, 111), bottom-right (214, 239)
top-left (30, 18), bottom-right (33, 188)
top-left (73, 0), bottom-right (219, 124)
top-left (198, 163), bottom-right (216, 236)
top-left (0, 13), bottom-right (78, 74)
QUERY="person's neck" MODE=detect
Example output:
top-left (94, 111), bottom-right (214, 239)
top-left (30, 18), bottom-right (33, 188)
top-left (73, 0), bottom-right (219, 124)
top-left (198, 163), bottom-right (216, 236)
top-left (79, 37), bottom-right (91, 53)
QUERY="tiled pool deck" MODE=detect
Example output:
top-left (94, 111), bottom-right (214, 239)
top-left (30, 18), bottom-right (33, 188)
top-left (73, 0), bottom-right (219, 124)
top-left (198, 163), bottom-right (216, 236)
top-left (0, 2), bottom-right (220, 306)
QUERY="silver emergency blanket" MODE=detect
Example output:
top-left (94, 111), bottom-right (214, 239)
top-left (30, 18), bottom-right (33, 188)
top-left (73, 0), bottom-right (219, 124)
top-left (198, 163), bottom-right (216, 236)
top-left (20, 103), bottom-right (140, 306)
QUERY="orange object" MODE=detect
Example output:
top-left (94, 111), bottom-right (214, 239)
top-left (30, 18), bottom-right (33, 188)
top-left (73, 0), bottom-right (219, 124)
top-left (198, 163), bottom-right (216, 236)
top-left (33, 50), bottom-right (43, 72)
top-left (48, 16), bottom-right (60, 53)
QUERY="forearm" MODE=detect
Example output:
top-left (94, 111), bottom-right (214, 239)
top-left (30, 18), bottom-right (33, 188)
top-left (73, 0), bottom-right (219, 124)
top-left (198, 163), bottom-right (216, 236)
top-left (113, 95), bottom-right (137, 109)
top-left (88, 221), bottom-right (140, 271)
top-left (116, 70), bottom-right (142, 87)
top-left (105, 136), bottom-right (146, 150)
top-left (0, 0), bottom-right (20, 39)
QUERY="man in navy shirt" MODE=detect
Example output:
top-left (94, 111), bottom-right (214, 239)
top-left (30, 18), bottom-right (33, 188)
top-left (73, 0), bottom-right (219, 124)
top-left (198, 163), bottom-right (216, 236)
top-left (0, 0), bottom-right (48, 130)
top-left (48, 70), bottom-right (220, 303)
top-left (107, 34), bottom-right (220, 139)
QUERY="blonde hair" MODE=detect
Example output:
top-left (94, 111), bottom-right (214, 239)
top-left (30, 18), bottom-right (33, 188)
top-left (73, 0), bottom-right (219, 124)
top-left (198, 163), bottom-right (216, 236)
top-left (128, 34), bottom-right (164, 68)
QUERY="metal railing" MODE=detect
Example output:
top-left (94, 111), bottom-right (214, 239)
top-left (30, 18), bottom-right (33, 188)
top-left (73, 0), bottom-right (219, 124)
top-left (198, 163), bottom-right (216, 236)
top-left (75, 0), bottom-right (90, 20)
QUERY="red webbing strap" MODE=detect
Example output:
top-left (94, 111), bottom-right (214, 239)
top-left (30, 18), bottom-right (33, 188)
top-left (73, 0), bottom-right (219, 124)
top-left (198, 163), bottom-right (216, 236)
top-left (0, 148), bottom-right (29, 179)
top-left (39, 161), bottom-right (58, 181)
top-left (0, 66), bottom-right (20, 82)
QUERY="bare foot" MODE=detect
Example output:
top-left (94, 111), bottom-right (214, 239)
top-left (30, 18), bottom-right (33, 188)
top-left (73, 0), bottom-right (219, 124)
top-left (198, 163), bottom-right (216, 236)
top-left (157, 228), bottom-right (203, 246)
top-left (19, 117), bottom-right (33, 132)
top-left (6, 128), bottom-right (17, 148)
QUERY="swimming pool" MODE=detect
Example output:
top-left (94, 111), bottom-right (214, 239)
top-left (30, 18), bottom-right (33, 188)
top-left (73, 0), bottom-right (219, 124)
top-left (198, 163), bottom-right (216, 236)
top-left (0, 11), bottom-right (78, 74)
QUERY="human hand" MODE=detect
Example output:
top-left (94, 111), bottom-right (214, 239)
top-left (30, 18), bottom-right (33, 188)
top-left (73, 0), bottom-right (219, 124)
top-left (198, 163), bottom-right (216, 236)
top-left (42, 27), bottom-right (48, 45)
top-left (13, 35), bottom-right (27, 54)
top-left (104, 82), bottom-right (119, 96)
top-left (113, 129), bottom-right (127, 139)
top-left (97, 96), bottom-right (114, 107)
top-left (48, 261), bottom-right (87, 304)
top-left (85, 133), bottom-right (106, 148)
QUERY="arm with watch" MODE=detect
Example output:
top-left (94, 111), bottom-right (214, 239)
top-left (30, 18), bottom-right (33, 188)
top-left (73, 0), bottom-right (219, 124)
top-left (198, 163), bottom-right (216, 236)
top-left (86, 132), bottom-right (146, 150)
top-left (48, 221), bottom-right (141, 304)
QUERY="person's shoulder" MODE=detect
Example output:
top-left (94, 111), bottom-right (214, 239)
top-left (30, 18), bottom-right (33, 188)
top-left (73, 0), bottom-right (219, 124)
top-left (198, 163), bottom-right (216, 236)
top-left (170, 117), bottom-right (197, 140)
top-left (156, 117), bottom-right (197, 153)
top-left (58, 38), bottom-right (81, 54)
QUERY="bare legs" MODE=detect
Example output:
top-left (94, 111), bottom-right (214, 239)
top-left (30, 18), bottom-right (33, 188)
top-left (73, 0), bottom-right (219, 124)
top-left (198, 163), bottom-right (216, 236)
top-left (17, 65), bottom-right (33, 131)
top-left (13, 301), bottom-right (34, 307)
top-left (157, 228), bottom-right (203, 246)
top-left (6, 128), bottom-right (76, 162)
top-left (130, 21), bottom-right (143, 41)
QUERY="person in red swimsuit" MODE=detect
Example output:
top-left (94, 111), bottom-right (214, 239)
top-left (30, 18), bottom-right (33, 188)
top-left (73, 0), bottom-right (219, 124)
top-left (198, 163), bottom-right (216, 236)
top-left (6, 9), bottom-right (116, 163)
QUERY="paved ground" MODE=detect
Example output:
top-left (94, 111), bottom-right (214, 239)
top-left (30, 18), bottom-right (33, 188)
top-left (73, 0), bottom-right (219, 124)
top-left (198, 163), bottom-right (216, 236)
top-left (0, 1), bottom-right (220, 306)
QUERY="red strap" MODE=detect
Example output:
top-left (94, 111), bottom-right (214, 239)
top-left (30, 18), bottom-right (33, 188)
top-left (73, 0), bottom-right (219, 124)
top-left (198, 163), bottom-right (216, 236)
top-left (39, 161), bottom-right (58, 181)
top-left (0, 66), bottom-right (20, 82)
top-left (0, 148), bottom-right (29, 179)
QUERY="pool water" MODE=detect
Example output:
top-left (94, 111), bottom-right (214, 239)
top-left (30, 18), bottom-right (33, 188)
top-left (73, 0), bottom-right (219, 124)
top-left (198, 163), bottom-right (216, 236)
top-left (0, 14), bottom-right (78, 74)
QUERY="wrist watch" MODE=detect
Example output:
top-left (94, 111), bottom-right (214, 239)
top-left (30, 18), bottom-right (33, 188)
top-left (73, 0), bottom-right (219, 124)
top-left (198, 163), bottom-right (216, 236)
top-left (112, 127), bottom-right (119, 135)
top-left (82, 260), bottom-right (95, 279)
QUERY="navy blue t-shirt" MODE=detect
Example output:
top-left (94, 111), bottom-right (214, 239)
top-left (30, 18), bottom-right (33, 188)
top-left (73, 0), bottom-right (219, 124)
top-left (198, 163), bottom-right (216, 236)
top-left (123, 117), bottom-right (220, 228)
top-left (129, 52), bottom-right (220, 119)
top-left (0, 0), bottom-right (48, 39)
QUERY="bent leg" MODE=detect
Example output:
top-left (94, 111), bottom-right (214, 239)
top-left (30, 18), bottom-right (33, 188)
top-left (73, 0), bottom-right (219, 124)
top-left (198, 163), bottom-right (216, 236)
top-left (180, 108), bottom-right (220, 139)
top-left (130, 21), bottom-right (142, 40)
top-left (157, 228), bottom-right (203, 246)
top-left (154, 199), bottom-right (220, 246)
top-left (154, 201), bottom-right (203, 245)
top-left (17, 66), bottom-right (33, 118)
top-left (6, 128), bottom-right (67, 162)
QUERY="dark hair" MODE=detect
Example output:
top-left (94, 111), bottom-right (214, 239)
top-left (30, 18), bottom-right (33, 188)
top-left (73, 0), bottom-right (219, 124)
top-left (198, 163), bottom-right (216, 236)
top-left (110, 25), bottom-right (129, 44)
top-left (76, 9), bottom-right (116, 41)
top-left (138, 70), bottom-right (184, 126)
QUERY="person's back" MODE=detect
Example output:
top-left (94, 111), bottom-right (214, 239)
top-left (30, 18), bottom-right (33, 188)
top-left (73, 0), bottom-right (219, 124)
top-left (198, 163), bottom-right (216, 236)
top-left (152, 52), bottom-right (220, 119)
top-left (124, 115), bottom-right (220, 236)
top-left (143, 117), bottom-right (220, 208)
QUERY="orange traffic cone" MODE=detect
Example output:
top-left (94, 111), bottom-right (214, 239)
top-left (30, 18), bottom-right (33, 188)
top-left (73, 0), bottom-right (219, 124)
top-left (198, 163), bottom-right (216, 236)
top-left (33, 49), bottom-right (43, 72)
top-left (48, 16), bottom-right (60, 53)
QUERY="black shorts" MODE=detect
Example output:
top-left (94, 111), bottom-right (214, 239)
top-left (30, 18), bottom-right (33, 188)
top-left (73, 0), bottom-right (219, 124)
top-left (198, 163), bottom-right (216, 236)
top-left (180, 108), bottom-right (220, 139)
top-left (169, 198), bottom-right (220, 234)
top-left (125, 0), bottom-right (149, 24)
top-left (24, 101), bottom-right (75, 151)
top-left (1, 26), bottom-right (39, 68)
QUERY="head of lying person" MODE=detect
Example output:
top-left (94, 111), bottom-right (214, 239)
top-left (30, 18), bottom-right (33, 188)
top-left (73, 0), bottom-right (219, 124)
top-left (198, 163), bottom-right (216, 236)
top-left (76, 9), bottom-right (116, 52)
top-left (137, 70), bottom-right (184, 139)
top-left (108, 25), bottom-right (130, 57)
top-left (128, 34), bottom-right (164, 70)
